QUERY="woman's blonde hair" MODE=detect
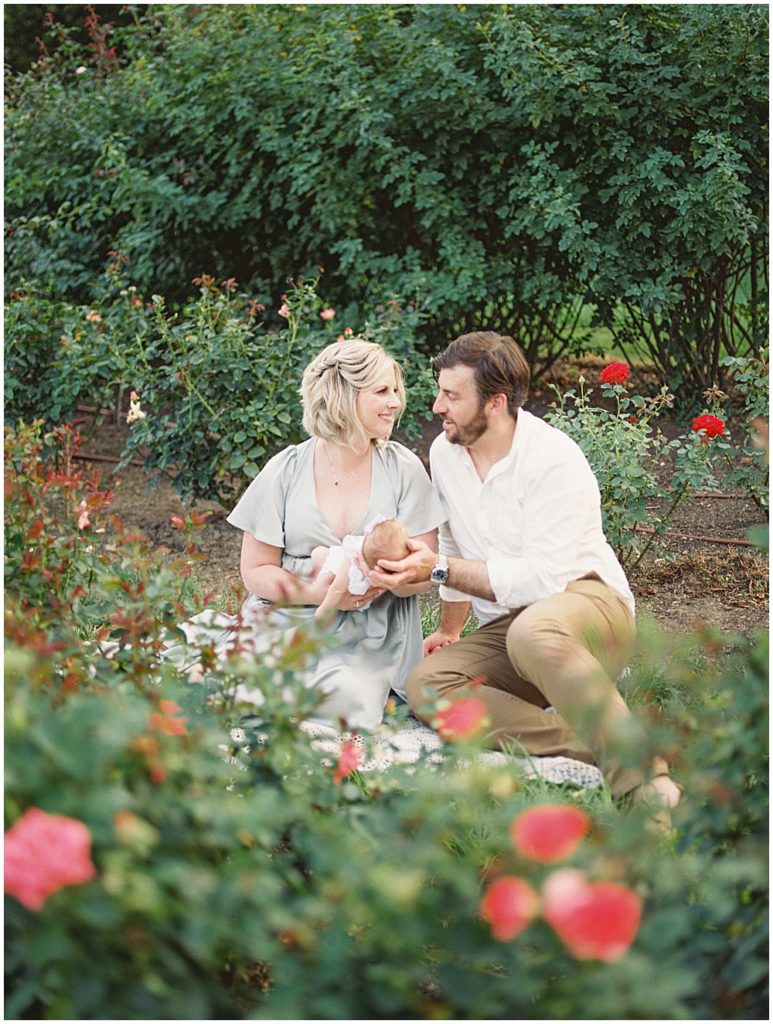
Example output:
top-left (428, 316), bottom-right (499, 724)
top-left (300, 338), bottom-right (405, 448)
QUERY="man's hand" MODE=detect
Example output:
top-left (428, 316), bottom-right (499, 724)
top-left (367, 537), bottom-right (437, 589)
top-left (423, 630), bottom-right (460, 657)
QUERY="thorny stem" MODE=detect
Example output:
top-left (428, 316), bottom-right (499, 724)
top-left (723, 451), bottom-right (767, 511)
top-left (630, 480), bottom-right (691, 570)
top-left (266, 315), bottom-right (299, 404)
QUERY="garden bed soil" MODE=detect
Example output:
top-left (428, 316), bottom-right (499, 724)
top-left (75, 389), bottom-right (768, 640)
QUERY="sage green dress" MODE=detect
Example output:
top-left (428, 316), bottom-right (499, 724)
top-left (220, 438), bottom-right (445, 730)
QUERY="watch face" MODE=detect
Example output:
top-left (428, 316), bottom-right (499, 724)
top-left (431, 566), bottom-right (449, 584)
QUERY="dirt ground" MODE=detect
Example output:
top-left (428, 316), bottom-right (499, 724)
top-left (75, 392), bottom-right (768, 640)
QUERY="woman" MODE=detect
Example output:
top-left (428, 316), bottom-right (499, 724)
top-left (214, 338), bottom-right (445, 730)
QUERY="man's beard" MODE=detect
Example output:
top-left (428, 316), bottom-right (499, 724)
top-left (444, 401), bottom-right (489, 447)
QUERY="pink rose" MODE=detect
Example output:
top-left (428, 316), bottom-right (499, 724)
top-left (5, 808), bottom-right (96, 911)
top-left (510, 804), bottom-right (590, 863)
top-left (320, 308), bottom-right (335, 321)
top-left (434, 697), bottom-right (489, 741)
top-left (479, 876), bottom-right (539, 941)
top-left (542, 868), bottom-right (642, 962)
top-left (333, 740), bottom-right (363, 784)
top-left (278, 304), bottom-right (290, 318)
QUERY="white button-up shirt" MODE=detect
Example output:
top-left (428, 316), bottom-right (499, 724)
top-left (430, 408), bottom-right (635, 623)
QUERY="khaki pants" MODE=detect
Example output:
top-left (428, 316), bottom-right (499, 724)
top-left (406, 577), bottom-right (667, 797)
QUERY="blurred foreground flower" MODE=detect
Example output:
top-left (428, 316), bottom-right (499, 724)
top-left (434, 696), bottom-right (489, 741)
top-left (278, 303), bottom-right (290, 318)
top-left (542, 868), bottom-right (642, 962)
top-left (333, 740), bottom-right (363, 784)
top-left (691, 413), bottom-right (726, 439)
top-left (479, 876), bottom-right (539, 940)
top-left (510, 804), bottom-right (590, 863)
top-left (320, 307), bottom-right (335, 320)
top-left (148, 699), bottom-right (187, 736)
top-left (4, 808), bottom-right (96, 911)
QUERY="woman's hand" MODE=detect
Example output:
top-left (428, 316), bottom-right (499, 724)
top-left (336, 585), bottom-right (386, 612)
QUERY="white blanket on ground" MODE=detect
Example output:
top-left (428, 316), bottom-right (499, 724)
top-left (297, 716), bottom-right (603, 788)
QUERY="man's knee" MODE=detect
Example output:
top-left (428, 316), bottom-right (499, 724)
top-left (405, 651), bottom-right (471, 717)
top-left (506, 611), bottom-right (569, 678)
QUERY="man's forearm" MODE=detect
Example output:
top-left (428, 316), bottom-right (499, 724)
top-left (438, 598), bottom-right (471, 637)
top-left (447, 557), bottom-right (496, 602)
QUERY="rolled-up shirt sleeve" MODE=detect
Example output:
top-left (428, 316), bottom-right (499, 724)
top-left (426, 411), bottom-right (634, 624)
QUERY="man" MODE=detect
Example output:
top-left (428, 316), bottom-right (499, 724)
top-left (370, 331), bottom-right (680, 820)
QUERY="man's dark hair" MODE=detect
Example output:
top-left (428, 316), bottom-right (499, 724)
top-left (432, 331), bottom-right (530, 417)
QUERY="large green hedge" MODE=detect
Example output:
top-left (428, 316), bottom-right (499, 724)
top-left (5, 4), bottom-right (768, 387)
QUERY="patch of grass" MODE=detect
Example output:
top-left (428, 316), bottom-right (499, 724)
top-left (419, 591), bottom-right (479, 638)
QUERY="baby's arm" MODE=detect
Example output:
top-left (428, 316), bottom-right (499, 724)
top-left (309, 545), bottom-right (330, 576)
top-left (314, 558), bottom-right (353, 621)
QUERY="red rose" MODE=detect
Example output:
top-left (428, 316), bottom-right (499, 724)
top-left (691, 413), bottom-right (725, 439)
top-left (333, 740), bottom-right (363, 784)
top-left (4, 808), bottom-right (96, 911)
top-left (479, 876), bottom-right (539, 941)
top-left (599, 362), bottom-right (630, 385)
top-left (542, 868), bottom-right (642, 962)
top-left (434, 696), bottom-right (489, 741)
top-left (510, 804), bottom-right (590, 863)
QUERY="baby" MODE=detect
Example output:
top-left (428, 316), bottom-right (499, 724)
top-left (311, 516), bottom-right (411, 621)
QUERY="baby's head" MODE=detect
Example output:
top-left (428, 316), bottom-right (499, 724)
top-left (361, 518), bottom-right (410, 570)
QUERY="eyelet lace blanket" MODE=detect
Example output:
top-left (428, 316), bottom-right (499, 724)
top-left (296, 716), bottom-right (603, 789)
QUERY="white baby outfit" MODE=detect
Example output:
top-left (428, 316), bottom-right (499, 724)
top-left (319, 515), bottom-right (388, 611)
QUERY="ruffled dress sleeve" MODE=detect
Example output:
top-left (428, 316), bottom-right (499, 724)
top-left (226, 445), bottom-right (301, 547)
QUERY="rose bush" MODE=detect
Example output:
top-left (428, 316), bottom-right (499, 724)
top-left (4, 271), bottom-right (434, 505)
top-left (546, 363), bottom-right (755, 565)
top-left (4, 384), bottom-right (768, 1020)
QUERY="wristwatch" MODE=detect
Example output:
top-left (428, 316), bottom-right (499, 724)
top-left (430, 554), bottom-right (450, 586)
